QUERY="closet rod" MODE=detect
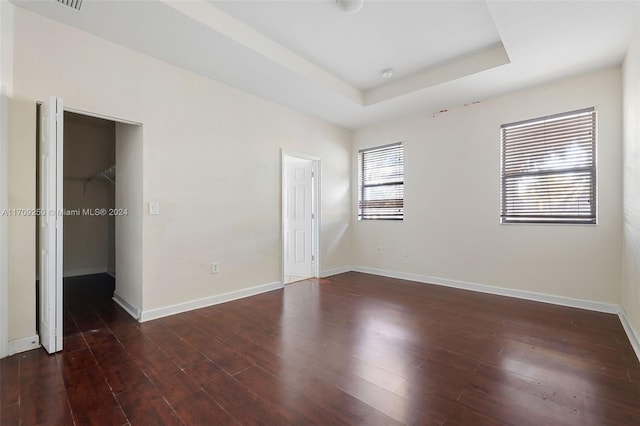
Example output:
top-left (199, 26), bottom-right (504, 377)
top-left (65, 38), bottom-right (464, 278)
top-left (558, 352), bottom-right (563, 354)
top-left (63, 164), bottom-right (116, 184)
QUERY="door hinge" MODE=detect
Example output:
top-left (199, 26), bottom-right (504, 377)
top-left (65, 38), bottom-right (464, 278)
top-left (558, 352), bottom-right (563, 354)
top-left (311, 170), bottom-right (315, 178)
top-left (312, 254), bottom-right (315, 262)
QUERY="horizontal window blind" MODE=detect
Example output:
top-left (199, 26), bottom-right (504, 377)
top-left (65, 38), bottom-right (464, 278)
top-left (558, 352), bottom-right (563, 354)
top-left (358, 142), bottom-right (404, 220)
top-left (501, 107), bottom-right (596, 224)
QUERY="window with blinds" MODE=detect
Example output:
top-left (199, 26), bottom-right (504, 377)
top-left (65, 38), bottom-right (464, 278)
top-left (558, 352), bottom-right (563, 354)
top-left (358, 142), bottom-right (404, 221)
top-left (500, 107), bottom-right (596, 224)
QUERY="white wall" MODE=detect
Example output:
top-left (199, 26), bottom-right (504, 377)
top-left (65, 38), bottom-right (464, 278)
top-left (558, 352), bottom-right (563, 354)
top-left (8, 7), bottom-right (351, 335)
top-left (0, 1), bottom-right (14, 95)
top-left (622, 28), bottom-right (640, 338)
top-left (115, 122), bottom-right (143, 316)
top-left (0, 0), bottom-right (15, 358)
top-left (352, 68), bottom-right (623, 305)
top-left (0, 83), bottom-right (7, 358)
top-left (8, 97), bottom-right (36, 341)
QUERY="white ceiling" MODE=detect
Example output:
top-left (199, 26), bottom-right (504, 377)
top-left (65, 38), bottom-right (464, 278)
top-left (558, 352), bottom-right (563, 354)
top-left (213, 0), bottom-right (503, 90)
top-left (11, 0), bottom-right (640, 129)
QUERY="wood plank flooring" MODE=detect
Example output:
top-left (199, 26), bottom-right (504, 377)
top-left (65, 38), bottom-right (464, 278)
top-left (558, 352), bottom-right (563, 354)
top-left (2, 272), bottom-right (640, 425)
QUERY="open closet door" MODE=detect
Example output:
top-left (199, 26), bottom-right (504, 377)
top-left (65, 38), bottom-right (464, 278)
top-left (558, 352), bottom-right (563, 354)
top-left (39, 97), bottom-right (63, 353)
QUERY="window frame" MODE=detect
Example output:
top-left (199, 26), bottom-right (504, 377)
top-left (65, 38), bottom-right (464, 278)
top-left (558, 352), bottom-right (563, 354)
top-left (500, 107), bottom-right (597, 225)
top-left (358, 142), bottom-right (404, 221)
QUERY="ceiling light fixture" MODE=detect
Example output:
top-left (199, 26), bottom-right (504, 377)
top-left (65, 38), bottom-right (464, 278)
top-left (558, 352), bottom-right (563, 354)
top-left (381, 68), bottom-right (394, 79)
top-left (336, 0), bottom-right (364, 15)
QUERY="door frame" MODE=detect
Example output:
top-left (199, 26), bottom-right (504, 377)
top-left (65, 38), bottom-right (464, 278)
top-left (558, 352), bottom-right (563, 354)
top-left (281, 150), bottom-right (320, 284)
top-left (36, 101), bottom-right (142, 353)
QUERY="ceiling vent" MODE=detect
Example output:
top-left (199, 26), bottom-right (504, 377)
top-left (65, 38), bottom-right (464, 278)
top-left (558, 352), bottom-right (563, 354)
top-left (55, 0), bottom-right (83, 11)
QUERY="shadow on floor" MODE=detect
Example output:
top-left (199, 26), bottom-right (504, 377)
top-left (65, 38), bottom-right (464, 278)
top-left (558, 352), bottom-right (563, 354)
top-left (63, 273), bottom-right (115, 310)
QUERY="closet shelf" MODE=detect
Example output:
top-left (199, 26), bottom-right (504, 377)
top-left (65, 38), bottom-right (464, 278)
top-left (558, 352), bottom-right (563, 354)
top-left (64, 165), bottom-right (115, 184)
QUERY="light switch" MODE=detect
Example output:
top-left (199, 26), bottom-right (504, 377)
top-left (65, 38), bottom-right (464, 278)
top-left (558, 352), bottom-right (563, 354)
top-left (149, 201), bottom-right (159, 215)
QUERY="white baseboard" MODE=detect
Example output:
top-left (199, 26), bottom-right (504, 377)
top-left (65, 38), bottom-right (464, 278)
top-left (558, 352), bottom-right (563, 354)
top-left (9, 334), bottom-right (40, 355)
top-left (618, 308), bottom-right (640, 363)
top-left (139, 281), bottom-right (283, 322)
top-left (321, 265), bottom-right (352, 278)
top-left (352, 266), bottom-right (640, 364)
top-left (113, 291), bottom-right (140, 320)
top-left (64, 267), bottom-right (108, 278)
top-left (351, 266), bottom-right (621, 314)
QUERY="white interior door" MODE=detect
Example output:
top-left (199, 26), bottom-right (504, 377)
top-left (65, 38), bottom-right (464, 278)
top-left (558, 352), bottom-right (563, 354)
top-left (39, 97), bottom-right (63, 353)
top-left (284, 158), bottom-right (314, 280)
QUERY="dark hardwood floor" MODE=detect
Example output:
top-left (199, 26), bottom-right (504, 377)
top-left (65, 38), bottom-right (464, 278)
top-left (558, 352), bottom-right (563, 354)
top-left (2, 272), bottom-right (640, 425)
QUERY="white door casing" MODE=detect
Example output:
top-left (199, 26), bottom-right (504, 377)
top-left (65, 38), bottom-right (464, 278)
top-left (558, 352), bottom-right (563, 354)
top-left (282, 150), bottom-right (321, 283)
top-left (39, 96), bottom-right (63, 353)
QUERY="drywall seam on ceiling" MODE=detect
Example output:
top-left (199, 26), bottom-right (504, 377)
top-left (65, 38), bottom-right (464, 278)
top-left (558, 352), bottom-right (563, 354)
top-left (162, 0), bottom-right (363, 105)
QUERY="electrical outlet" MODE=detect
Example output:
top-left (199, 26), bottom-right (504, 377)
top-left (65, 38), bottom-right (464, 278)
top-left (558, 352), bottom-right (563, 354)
top-left (402, 248), bottom-right (409, 258)
top-left (211, 263), bottom-right (219, 274)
